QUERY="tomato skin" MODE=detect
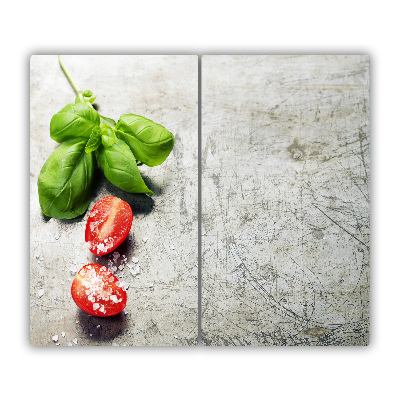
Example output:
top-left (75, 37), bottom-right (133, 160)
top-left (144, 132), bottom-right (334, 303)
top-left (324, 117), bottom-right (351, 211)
top-left (71, 264), bottom-right (127, 317)
top-left (85, 196), bottom-right (133, 256)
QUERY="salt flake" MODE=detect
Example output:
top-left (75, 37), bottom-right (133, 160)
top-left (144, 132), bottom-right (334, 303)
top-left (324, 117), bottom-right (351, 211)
top-left (37, 289), bottom-right (44, 297)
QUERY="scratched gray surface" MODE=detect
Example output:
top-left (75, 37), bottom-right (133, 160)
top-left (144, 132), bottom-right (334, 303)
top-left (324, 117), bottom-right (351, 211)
top-left (201, 55), bottom-right (370, 346)
top-left (30, 55), bottom-right (198, 346)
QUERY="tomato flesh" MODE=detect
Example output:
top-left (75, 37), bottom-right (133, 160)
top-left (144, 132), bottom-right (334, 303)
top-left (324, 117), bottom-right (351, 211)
top-left (71, 263), bottom-right (127, 317)
top-left (85, 196), bottom-right (133, 256)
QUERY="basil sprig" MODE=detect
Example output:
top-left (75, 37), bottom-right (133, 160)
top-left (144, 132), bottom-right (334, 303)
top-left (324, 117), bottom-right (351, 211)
top-left (37, 56), bottom-right (174, 219)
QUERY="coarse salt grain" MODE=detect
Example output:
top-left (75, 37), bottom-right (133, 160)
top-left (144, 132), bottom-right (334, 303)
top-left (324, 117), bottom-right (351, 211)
top-left (142, 237), bottom-right (148, 243)
top-left (69, 266), bottom-right (77, 275)
top-left (61, 332), bottom-right (66, 338)
top-left (97, 243), bottom-right (107, 252)
top-left (73, 338), bottom-right (78, 345)
top-left (130, 266), bottom-right (140, 276)
top-left (170, 245), bottom-right (175, 250)
top-left (113, 252), bottom-right (120, 260)
top-left (132, 257), bottom-right (139, 263)
top-left (52, 335), bottom-right (58, 342)
top-left (37, 289), bottom-right (44, 297)
top-left (93, 303), bottom-right (100, 310)
top-left (110, 295), bottom-right (120, 303)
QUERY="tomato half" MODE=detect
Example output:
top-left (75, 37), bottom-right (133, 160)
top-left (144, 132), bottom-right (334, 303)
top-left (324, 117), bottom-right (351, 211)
top-left (85, 196), bottom-right (133, 256)
top-left (71, 263), bottom-right (127, 317)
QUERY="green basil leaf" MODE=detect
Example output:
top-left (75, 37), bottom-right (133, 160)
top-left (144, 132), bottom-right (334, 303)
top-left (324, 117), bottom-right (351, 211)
top-left (83, 90), bottom-right (93, 97)
top-left (97, 138), bottom-right (153, 194)
top-left (100, 124), bottom-right (116, 148)
top-left (50, 102), bottom-right (100, 143)
top-left (88, 96), bottom-right (96, 104)
top-left (37, 137), bottom-right (97, 219)
top-left (115, 114), bottom-right (175, 167)
top-left (85, 129), bottom-right (102, 153)
top-left (100, 115), bottom-right (116, 128)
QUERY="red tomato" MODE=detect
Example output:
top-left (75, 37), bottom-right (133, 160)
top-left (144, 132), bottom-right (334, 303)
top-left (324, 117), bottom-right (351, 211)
top-left (71, 264), bottom-right (127, 317)
top-left (85, 196), bottom-right (133, 256)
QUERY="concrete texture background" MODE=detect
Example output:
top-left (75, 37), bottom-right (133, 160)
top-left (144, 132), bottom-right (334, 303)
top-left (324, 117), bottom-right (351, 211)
top-left (30, 55), bottom-right (198, 346)
top-left (201, 55), bottom-right (370, 345)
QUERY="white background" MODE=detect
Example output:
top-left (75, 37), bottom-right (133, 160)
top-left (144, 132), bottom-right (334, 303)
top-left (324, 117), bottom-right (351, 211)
top-left (1, 1), bottom-right (398, 398)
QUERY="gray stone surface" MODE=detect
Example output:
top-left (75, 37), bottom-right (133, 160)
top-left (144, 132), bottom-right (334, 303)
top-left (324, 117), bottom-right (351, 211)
top-left (30, 55), bottom-right (198, 346)
top-left (201, 55), bottom-right (370, 345)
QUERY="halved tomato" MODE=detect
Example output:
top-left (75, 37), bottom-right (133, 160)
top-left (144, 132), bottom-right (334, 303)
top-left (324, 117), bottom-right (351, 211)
top-left (71, 264), bottom-right (127, 317)
top-left (85, 196), bottom-right (133, 256)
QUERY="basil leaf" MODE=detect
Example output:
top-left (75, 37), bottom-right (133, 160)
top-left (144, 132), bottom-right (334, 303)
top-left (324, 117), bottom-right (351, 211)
top-left (37, 137), bottom-right (97, 219)
top-left (85, 128), bottom-right (102, 153)
top-left (100, 124), bottom-right (116, 148)
top-left (88, 96), bottom-right (96, 104)
top-left (115, 114), bottom-right (174, 167)
top-left (100, 115), bottom-right (116, 128)
top-left (83, 90), bottom-right (93, 97)
top-left (97, 138), bottom-right (153, 194)
top-left (50, 102), bottom-right (100, 143)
